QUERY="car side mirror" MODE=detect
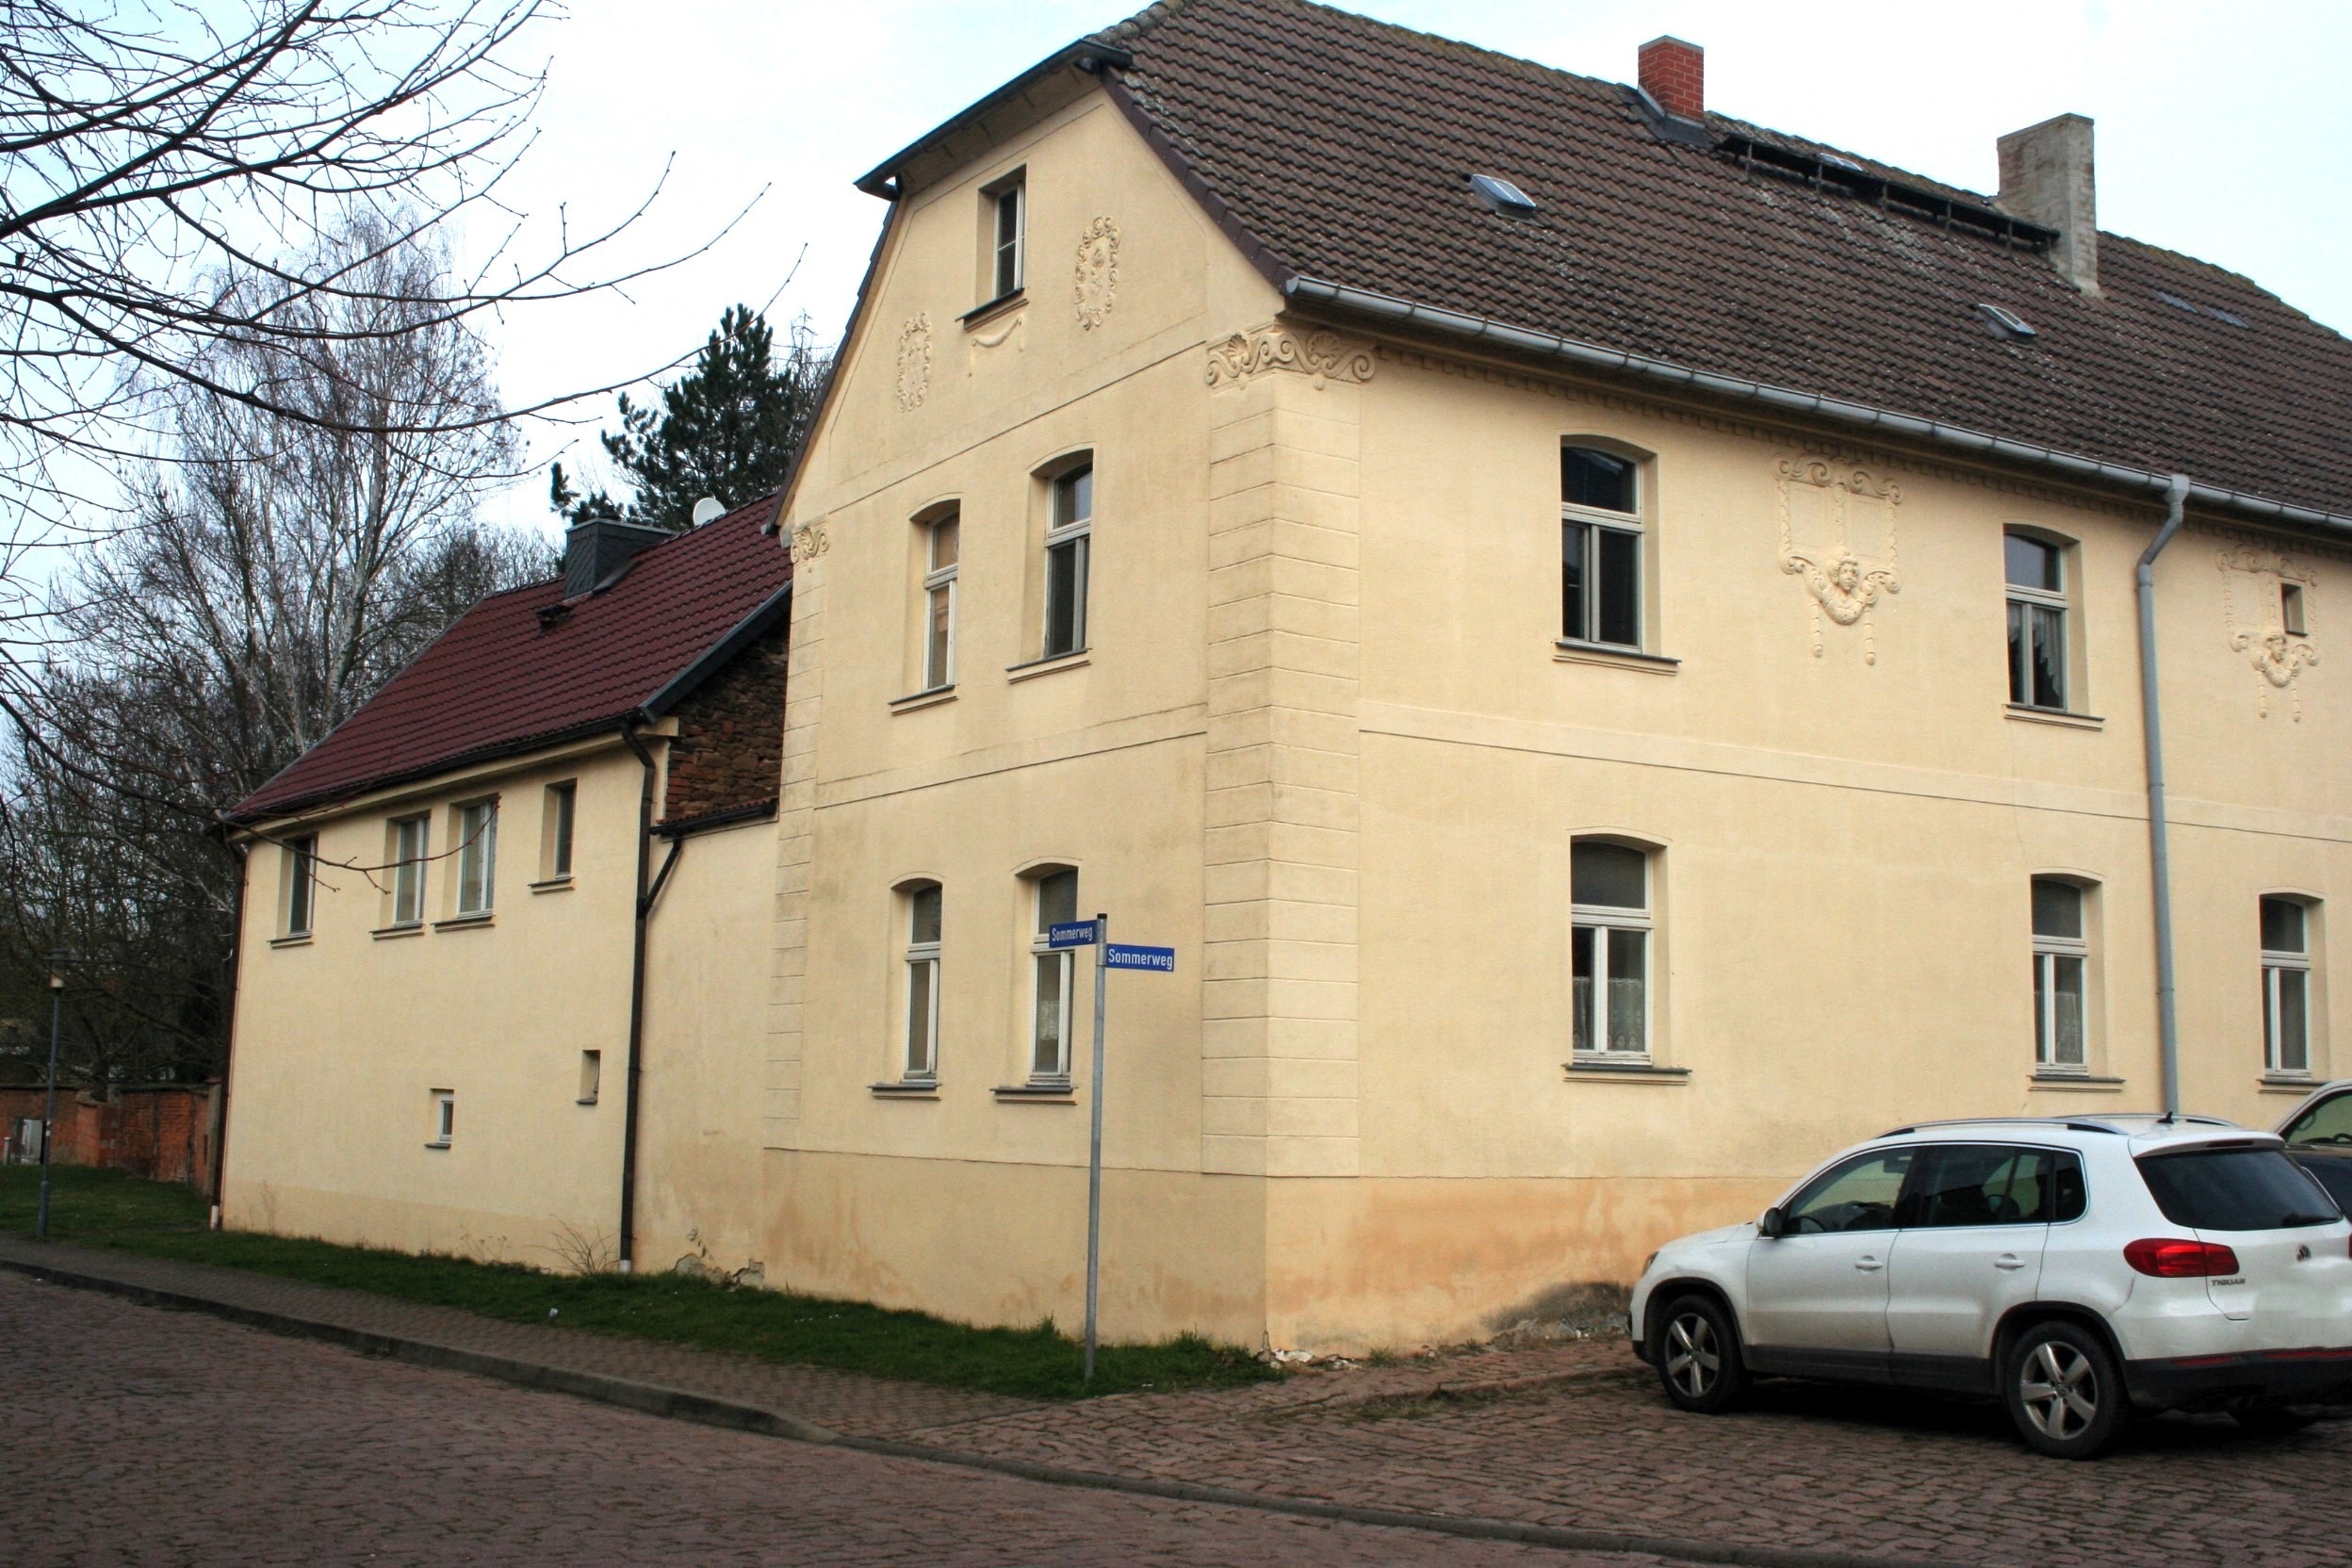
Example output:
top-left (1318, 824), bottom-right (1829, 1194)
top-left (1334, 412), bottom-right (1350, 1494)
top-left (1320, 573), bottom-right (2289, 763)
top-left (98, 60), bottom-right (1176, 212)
top-left (1758, 1206), bottom-right (1786, 1239)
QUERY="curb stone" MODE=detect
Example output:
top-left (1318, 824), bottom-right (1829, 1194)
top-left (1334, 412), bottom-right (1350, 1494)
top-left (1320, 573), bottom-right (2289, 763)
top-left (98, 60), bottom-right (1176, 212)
top-left (2, 1248), bottom-right (1971, 1568)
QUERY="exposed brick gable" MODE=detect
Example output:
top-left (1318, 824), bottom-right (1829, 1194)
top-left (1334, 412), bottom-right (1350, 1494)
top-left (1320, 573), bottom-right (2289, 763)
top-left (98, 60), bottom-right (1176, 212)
top-left (660, 619), bottom-right (787, 825)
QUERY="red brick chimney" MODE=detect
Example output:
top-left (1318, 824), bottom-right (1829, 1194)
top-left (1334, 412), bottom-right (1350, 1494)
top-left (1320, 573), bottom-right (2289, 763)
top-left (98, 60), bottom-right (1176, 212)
top-left (1638, 36), bottom-right (1704, 122)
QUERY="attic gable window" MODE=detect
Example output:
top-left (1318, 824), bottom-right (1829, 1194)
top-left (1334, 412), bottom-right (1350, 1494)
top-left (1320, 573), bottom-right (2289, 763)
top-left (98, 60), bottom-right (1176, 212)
top-left (984, 172), bottom-right (1025, 302)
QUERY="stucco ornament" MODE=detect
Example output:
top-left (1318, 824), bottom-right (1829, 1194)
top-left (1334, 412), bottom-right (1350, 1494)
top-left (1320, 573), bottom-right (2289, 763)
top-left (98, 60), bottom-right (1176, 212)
top-left (1775, 457), bottom-right (1903, 663)
top-left (1072, 216), bottom-right (1119, 330)
top-left (894, 314), bottom-right (932, 411)
top-left (2217, 545), bottom-right (2320, 719)
top-left (789, 521), bottom-right (830, 565)
top-left (1205, 324), bottom-right (1376, 389)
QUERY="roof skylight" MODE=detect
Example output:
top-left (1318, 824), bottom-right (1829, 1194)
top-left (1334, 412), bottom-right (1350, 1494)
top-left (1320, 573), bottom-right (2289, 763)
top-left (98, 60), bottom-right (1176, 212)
top-left (1819, 153), bottom-right (1863, 172)
top-left (1974, 302), bottom-right (2037, 341)
top-left (1468, 173), bottom-right (1538, 218)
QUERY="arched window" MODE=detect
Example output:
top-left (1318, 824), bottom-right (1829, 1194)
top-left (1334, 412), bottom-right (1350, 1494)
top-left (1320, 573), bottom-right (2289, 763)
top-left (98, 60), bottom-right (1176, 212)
top-left (1571, 839), bottom-right (1653, 1057)
top-left (1561, 446), bottom-right (1642, 649)
top-left (2262, 896), bottom-right (2316, 1076)
top-left (1027, 866), bottom-right (1080, 1080)
top-left (2031, 877), bottom-right (2092, 1070)
top-left (901, 882), bottom-right (942, 1081)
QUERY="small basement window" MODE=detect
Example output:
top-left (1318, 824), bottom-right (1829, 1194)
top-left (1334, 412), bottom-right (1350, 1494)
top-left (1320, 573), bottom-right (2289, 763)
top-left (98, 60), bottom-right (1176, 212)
top-left (1468, 173), bottom-right (1538, 217)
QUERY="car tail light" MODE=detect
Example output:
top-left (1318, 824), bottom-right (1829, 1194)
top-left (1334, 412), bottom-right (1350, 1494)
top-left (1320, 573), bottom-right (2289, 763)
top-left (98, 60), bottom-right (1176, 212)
top-left (2125, 1237), bottom-right (2242, 1277)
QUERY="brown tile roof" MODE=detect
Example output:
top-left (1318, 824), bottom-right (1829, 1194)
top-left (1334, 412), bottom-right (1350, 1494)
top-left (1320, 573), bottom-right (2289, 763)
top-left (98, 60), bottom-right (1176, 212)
top-left (1086, 0), bottom-right (2352, 519)
top-left (232, 496), bottom-right (791, 822)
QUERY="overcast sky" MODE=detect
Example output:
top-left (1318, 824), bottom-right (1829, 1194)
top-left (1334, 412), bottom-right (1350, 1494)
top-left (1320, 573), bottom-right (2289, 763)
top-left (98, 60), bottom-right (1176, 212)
top-left (474, 0), bottom-right (2350, 531)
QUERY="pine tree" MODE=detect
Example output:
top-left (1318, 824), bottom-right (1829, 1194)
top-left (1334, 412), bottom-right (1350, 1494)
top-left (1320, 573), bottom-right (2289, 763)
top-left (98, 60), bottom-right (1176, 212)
top-left (550, 305), bottom-right (829, 531)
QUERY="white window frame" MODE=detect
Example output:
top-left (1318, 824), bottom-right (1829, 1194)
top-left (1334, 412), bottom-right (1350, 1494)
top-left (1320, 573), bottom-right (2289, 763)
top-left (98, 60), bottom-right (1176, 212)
top-left (1042, 465), bottom-right (1091, 660)
top-left (390, 814), bottom-right (429, 927)
top-left (989, 176), bottom-right (1025, 301)
top-left (545, 781), bottom-right (577, 882)
top-left (2262, 897), bottom-right (2314, 1076)
top-left (903, 884), bottom-right (941, 1082)
top-left (283, 834), bottom-right (318, 938)
top-left (2031, 879), bottom-right (2090, 1070)
top-left (923, 514), bottom-right (958, 692)
top-left (1560, 453), bottom-right (1643, 651)
top-left (428, 1089), bottom-right (454, 1148)
top-left (1029, 872), bottom-right (1077, 1083)
top-left (1570, 842), bottom-right (1653, 1060)
top-left (2281, 581), bottom-right (2309, 638)
top-left (2006, 533), bottom-right (2070, 711)
top-left (453, 798), bottom-right (498, 916)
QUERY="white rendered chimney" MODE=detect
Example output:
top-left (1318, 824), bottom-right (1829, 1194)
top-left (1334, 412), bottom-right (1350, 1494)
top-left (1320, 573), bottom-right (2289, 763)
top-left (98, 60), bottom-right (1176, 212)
top-left (1997, 113), bottom-right (2099, 298)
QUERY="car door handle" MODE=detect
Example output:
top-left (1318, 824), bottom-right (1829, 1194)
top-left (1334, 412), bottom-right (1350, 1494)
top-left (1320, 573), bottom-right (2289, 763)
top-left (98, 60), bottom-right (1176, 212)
top-left (1854, 1256), bottom-right (1884, 1271)
top-left (1995, 1254), bottom-right (2027, 1271)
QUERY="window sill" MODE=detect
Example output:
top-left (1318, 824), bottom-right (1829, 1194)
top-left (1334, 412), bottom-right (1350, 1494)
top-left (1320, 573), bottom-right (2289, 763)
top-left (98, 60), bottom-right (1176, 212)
top-left (433, 913), bottom-right (495, 931)
top-left (960, 289), bottom-right (1025, 328)
top-left (576, 1097), bottom-right (599, 1106)
top-left (2029, 1070), bottom-right (2126, 1091)
top-left (871, 1080), bottom-right (940, 1099)
top-left (423, 1140), bottom-right (450, 1151)
top-left (268, 934), bottom-right (313, 949)
top-left (529, 877), bottom-right (574, 894)
top-left (371, 923), bottom-right (425, 940)
top-left (1563, 1057), bottom-right (1690, 1083)
top-left (1554, 640), bottom-right (1679, 675)
top-left (2006, 704), bottom-right (2104, 730)
top-left (994, 1081), bottom-right (1076, 1102)
top-left (1006, 650), bottom-right (1089, 684)
top-left (890, 685), bottom-right (957, 714)
top-left (2261, 1072), bottom-right (2322, 1094)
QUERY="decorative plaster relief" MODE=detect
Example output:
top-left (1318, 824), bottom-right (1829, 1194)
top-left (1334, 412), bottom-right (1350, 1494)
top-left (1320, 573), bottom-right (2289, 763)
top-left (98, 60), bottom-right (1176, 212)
top-left (1775, 457), bottom-right (1903, 663)
top-left (2217, 545), bottom-right (2320, 719)
top-left (1205, 325), bottom-right (1376, 389)
top-left (1073, 216), bottom-right (1119, 330)
top-left (789, 522), bottom-right (830, 565)
top-left (894, 314), bottom-right (931, 411)
top-left (967, 310), bottom-right (1024, 364)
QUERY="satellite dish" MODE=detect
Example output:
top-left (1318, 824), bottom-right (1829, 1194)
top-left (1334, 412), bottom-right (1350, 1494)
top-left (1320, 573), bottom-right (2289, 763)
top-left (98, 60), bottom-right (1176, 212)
top-left (690, 496), bottom-right (726, 527)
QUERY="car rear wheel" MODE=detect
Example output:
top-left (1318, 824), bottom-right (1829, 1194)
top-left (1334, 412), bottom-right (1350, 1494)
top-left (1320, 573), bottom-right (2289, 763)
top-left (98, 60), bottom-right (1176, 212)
top-left (2003, 1320), bottom-right (2127, 1459)
top-left (1653, 1294), bottom-right (1747, 1413)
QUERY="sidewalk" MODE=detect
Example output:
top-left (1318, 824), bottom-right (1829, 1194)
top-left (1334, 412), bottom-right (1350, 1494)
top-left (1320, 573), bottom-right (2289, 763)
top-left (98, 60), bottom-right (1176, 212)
top-left (10, 1236), bottom-right (2344, 1568)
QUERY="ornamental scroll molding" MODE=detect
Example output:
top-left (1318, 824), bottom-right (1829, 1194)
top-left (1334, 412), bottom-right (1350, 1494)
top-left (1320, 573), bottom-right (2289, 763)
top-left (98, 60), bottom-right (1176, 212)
top-left (894, 314), bottom-right (932, 411)
top-left (1073, 216), bottom-right (1119, 331)
top-left (2217, 545), bottom-right (2320, 719)
top-left (1775, 457), bottom-right (1903, 663)
top-left (789, 521), bottom-right (830, 565)
top-left (1204, 324), bottom-right (1375, 389)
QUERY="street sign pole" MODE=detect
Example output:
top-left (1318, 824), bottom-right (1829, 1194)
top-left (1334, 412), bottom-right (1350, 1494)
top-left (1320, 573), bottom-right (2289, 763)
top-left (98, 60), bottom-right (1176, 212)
top-left (1083, 910), bottom-right (1108, 1382)
top-left (1086, 911), bottom-right (1115, 1381)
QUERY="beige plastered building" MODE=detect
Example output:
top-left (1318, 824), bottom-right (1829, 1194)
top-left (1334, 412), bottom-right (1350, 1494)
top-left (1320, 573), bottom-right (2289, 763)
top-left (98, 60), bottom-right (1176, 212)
top-left (225, 2), bottom-right (2352, 1354)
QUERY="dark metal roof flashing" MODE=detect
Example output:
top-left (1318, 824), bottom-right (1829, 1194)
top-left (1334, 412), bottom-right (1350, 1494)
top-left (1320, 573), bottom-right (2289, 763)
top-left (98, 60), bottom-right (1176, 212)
top-left (1624, 84), bottom-right (1711, 149)
top-left (854, 40), bottom-right (1133, 199)
top-left (1718, 129), bottom-right (2060, 249)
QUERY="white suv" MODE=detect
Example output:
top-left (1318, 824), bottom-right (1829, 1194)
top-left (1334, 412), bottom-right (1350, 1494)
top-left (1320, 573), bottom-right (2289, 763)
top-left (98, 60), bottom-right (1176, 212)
top-left (1629, 1116), bottom-right (2352, 1458)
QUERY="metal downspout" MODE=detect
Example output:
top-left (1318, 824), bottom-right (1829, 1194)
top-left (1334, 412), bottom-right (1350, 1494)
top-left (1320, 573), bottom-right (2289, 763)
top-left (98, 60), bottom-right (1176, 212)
top-left (618, 724), bottom-right (659, 1271)
top-left (2138, 476), bottom-right (2191, 1118)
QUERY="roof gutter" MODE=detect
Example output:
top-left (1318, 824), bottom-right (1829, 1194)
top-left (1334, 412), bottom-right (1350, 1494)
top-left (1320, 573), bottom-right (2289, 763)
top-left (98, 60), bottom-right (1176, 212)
top-left (1283, 277), bottom-right (2352, 539)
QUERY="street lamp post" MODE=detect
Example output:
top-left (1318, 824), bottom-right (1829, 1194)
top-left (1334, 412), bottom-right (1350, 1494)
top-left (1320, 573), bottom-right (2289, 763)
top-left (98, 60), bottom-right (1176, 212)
top-left (35, 951), bottom-right (70, 1242)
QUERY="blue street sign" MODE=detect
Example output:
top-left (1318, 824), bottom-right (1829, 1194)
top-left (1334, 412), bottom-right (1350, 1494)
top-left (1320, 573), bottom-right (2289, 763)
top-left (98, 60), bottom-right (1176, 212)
top-left (1048, 921), bottom-right (1100, 949)
top-left (1104, 944), bottom-right (1176, 972)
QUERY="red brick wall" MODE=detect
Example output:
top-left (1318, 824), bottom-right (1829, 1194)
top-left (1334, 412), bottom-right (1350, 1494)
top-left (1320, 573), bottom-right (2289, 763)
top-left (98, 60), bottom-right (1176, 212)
top-left (0, 1085), bottom-right (218, 1189)
top-left (661, 618), bottom-right (788, 825)
top-left (1638, 37), bottom-right (1704, 121)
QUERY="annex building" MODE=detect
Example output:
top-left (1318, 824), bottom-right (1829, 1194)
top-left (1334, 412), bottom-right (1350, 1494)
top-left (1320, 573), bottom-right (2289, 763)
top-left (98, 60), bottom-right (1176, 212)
top-left (226, 0), bottom-right (2350, 1352)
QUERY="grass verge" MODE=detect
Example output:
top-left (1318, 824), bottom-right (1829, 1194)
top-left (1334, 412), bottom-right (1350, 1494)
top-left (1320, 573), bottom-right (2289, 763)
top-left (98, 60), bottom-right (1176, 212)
top-left (0, 1166), bottom-right (1273, 1401)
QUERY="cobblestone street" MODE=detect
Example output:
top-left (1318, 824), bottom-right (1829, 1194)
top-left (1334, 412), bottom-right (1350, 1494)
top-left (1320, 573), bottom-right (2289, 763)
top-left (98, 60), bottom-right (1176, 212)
top-left (9, 1252), bottom-right (2351, 1568)
top-left (0, 1272), bottom-right (1628, 1568)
